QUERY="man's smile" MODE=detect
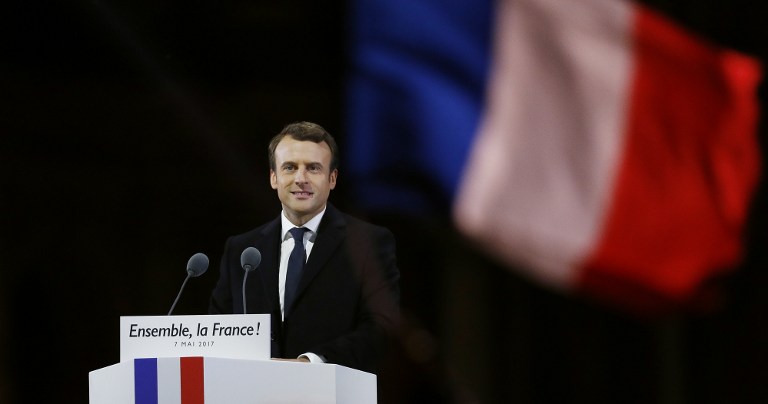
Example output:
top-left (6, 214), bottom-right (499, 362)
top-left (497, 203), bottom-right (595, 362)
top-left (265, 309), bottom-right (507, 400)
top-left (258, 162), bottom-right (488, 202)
top-left (291, 190), bottom-right (313, 198)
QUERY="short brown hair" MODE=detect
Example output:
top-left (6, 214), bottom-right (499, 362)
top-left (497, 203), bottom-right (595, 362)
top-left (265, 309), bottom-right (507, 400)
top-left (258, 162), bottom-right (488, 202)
top-left (268, 121), bottom-right (339, 172)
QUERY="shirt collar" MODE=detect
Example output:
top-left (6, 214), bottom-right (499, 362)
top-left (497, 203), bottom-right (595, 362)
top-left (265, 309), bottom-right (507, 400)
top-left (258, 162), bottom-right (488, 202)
top-left (280, 207), bottom-right (325, 241)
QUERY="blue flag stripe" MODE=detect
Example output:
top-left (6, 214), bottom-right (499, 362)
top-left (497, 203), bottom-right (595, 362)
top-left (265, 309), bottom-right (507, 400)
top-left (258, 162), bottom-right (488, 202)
top-left (346, 0), bottom-right (494, 213)
top-left (134, 358), bottom-right (158, 404)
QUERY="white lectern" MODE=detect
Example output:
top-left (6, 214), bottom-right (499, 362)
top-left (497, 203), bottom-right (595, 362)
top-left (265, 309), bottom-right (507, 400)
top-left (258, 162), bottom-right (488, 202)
top-left (89, 356), bottom-right (377, 404)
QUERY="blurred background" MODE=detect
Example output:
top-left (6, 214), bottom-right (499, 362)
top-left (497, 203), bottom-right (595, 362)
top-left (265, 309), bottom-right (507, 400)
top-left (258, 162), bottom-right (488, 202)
top-left (1, 0), bottom-right (766, 403)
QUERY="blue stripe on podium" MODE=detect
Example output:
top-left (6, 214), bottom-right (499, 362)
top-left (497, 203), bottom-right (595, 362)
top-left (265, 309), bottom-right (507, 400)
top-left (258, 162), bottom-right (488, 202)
top-left (134, 358), bottom-right (158, 404)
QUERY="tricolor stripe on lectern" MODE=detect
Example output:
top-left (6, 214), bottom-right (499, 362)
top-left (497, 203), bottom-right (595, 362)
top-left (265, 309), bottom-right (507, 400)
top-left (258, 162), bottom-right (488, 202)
top-left (134, 357), bottom-right (205, 404)
top-left (135, 358), bottom-right (159, 404)
top-left (180, 357), bottom-right (204, 404)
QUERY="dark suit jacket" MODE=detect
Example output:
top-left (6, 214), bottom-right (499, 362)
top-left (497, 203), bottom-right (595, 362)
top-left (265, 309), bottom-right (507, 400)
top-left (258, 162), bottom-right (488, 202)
top-left (209, 204), bottom-right (400, 373)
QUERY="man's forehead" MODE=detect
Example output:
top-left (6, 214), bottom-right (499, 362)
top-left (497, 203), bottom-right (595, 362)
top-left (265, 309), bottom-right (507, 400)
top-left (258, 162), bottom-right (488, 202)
top-left (275, 138), bottom-right (331, 161)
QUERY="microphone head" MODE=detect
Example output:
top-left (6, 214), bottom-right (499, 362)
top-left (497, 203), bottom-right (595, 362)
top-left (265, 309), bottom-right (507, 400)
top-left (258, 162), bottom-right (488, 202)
top-left (240, 247), bottom-right (262, 273)
top-left (186, 253), bottom-right (209, 277)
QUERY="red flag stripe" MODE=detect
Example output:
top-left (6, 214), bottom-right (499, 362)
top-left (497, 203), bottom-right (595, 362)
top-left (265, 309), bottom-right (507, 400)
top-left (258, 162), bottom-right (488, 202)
top-left (180, 357), bottom-right (205, 404)
top-left (577, 4), bottom-right (762, 313)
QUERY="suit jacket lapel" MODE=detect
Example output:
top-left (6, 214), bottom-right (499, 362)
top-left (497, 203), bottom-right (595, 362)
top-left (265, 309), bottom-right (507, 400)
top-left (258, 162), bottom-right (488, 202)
top-left (255, 217), bottom-right (281, 314)
top-left (294, 204), bottom-right (346, 303)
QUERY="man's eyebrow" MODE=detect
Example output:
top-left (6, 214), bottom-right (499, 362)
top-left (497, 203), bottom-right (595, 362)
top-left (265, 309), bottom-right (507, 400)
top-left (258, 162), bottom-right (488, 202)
top-left (280, 161), bottom-right (324, 168)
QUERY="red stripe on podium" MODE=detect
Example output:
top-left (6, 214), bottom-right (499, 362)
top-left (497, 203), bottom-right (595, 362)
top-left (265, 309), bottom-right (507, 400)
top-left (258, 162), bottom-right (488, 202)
top-left (180, 357), bottom-right (204, 404)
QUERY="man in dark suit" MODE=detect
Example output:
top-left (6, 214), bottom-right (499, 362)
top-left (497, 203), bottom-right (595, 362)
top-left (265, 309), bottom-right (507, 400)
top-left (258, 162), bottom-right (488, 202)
top-left (209, 121), bottom-right (400, 373)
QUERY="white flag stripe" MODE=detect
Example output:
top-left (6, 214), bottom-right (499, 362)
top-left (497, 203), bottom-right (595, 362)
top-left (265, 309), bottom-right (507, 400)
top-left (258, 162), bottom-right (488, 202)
top-left (454, 0), bottom-right (633, 287)
top-left (157, 357), bottom-right (181, 404)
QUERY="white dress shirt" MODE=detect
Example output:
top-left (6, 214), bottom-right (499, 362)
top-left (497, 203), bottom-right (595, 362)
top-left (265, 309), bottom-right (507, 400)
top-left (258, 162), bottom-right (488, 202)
top-left (278, 207), bottom-right (326, 363)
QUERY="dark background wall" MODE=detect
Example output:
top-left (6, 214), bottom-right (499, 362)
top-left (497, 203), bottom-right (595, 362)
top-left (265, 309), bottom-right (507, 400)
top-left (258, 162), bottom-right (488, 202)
top-left (1, 1), bottom-right (766, 403)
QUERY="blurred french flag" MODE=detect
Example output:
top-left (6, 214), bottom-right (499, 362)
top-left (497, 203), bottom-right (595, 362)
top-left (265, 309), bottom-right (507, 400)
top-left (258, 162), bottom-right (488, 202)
top-left (345, 0), bottom-right (762, 314)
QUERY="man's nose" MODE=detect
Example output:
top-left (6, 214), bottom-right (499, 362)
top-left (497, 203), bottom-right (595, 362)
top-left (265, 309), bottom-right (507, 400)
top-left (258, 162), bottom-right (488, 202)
top-left (294, 168), bottom-right (307, 183)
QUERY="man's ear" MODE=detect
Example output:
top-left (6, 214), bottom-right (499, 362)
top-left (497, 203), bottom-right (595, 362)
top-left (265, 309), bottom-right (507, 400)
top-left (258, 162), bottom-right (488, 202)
top-left (270, 170), bottom-right (278, 189)
top-left (329, 169), bottom-right (338, 190)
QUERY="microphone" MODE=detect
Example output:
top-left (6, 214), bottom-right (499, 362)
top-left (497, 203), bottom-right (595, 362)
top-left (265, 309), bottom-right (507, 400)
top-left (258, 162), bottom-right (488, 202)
top-left (187, 252), bottom-right (209, 277)
top-left (240, 247), bottom-right (262, 314)
top-left (167, 253), bottom-right (209, 315)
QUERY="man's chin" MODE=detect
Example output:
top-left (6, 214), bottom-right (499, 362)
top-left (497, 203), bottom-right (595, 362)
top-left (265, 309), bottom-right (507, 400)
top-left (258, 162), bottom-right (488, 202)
top-left (286, 204), bottom-right (319, 216)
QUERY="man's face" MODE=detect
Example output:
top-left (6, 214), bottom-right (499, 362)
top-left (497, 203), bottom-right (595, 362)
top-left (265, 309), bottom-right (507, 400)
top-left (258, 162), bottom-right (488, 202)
top-left (270, 136), bottom-right (337, 225)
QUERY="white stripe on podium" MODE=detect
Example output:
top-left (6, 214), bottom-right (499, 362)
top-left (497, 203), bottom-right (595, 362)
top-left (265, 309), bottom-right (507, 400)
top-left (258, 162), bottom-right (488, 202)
top-left (157, 357), bottom-right (181, 404)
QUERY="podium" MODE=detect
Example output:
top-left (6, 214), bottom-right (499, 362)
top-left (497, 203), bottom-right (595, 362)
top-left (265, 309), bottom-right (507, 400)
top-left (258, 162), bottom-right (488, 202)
top-left (89, 356), bottom-right (377, 403)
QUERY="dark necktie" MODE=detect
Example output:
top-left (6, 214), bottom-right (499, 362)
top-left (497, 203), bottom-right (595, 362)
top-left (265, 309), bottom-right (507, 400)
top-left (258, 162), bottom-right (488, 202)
top-left (284, 227), bottom-right (308, 316)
